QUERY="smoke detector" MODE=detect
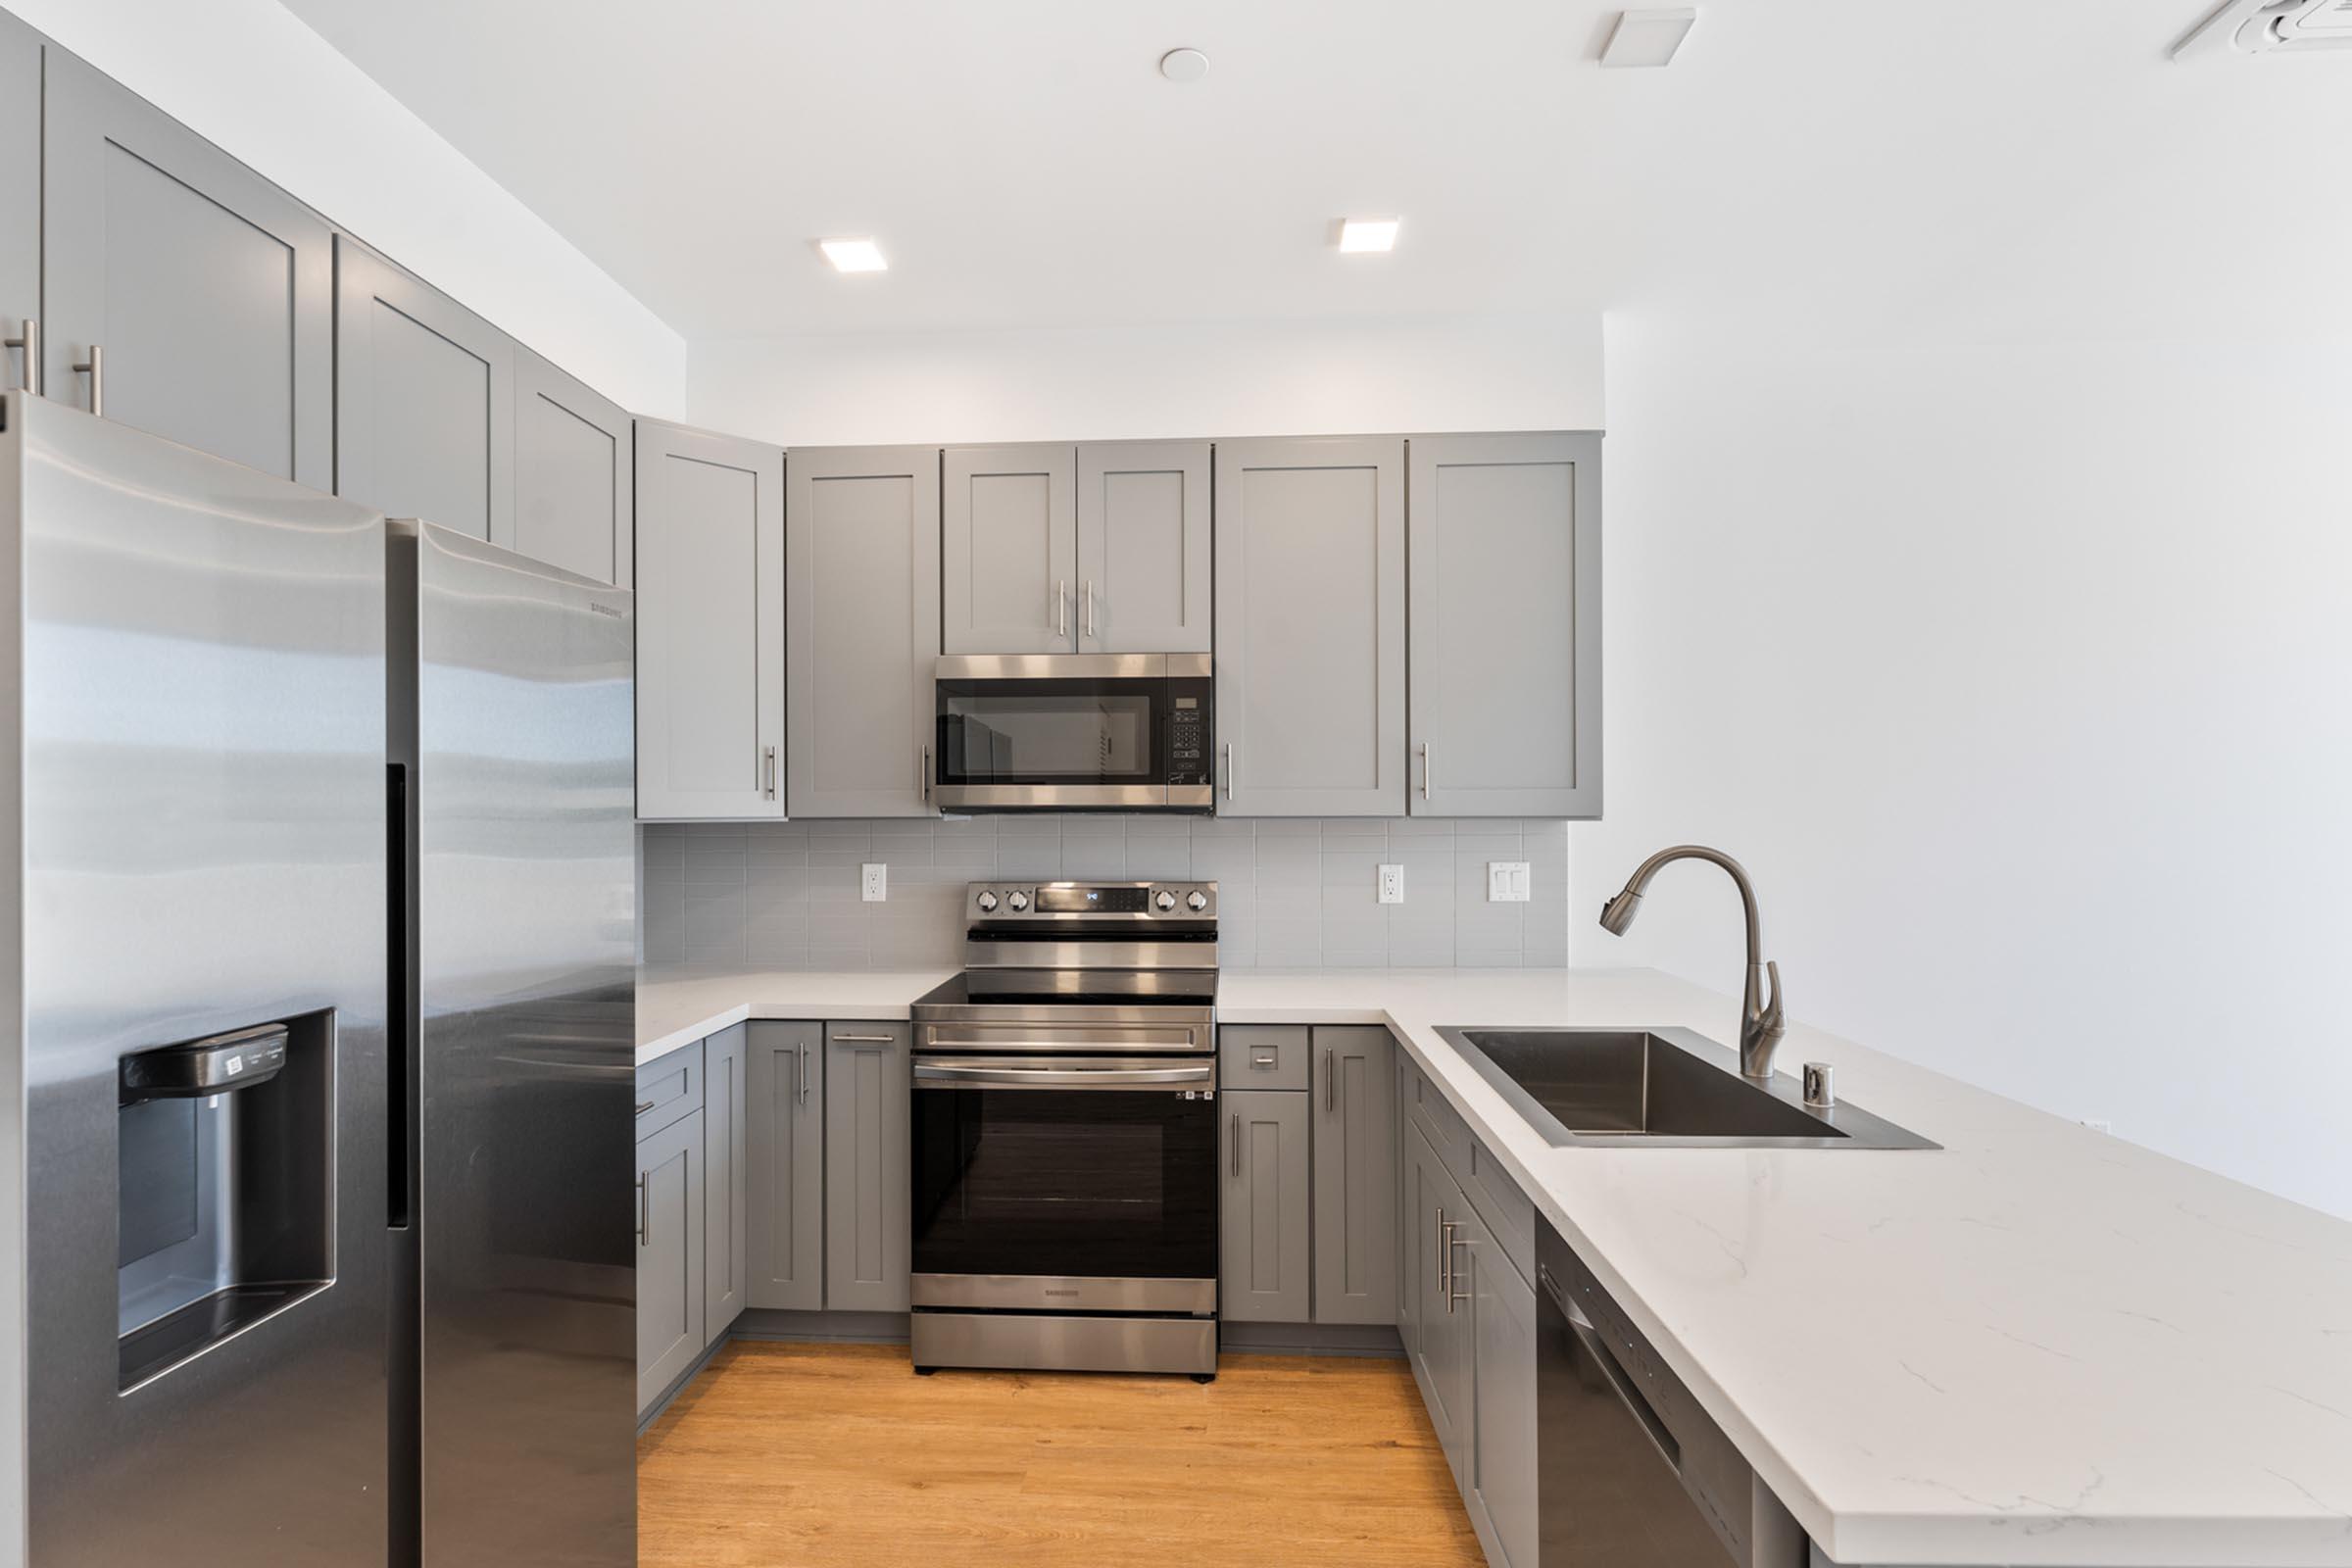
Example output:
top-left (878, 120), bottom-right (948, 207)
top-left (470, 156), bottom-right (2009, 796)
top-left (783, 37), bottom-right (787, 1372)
top-left (2175, 0), bottom-right (2352, 58)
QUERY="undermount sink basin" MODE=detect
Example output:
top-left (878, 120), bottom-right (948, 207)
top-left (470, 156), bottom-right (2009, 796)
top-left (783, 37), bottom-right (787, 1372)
top-left (1436, 1026), bottom-right (1937, 1151)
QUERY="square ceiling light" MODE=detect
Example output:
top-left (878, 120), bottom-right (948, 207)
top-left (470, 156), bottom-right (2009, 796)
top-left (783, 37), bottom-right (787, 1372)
top-left (818, 237), bottom-right (888, 273)
top-left (1600, 7), bottom-right (1697, 67)
top-left (1338, 217), bottom-right (1401, 254)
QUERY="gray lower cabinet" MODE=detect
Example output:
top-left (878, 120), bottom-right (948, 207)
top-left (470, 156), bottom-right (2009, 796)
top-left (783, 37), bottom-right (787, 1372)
top-left (745, 1022), bottom-right (824, 1310)
top-left (1078, 440), bottom-right (1212, 655)
top-left (514, 345), bottom-right (632, 586)
top-left (943, 443), bottom-right (1076, 653)
top-left (702, 1024), bottom-right (749, 1342)
top-left (1407, 431), bottom-right (1602, 817)
top-left (334, 237), bottom-right (514, 543)
top-left (1220, 1089), bottom-right (1312, 1323)
top-left (1464, 1206), bottom-right (1540, 1568)
top-left (636, 1108), bottom-right (706, 1413)
top-left (0, 14), bottom-right (36, 398)
top-left (41, 48), bottom-right (334, 487)
top-left (787, 446), bottom-right (941, 817)
top-left (634, 418), bottom-right (784, 819)
top-left (1312, 1027), bottom-right (1396, 1325)
top-left (1404, 1119), bottom-right (1473, 1470)
top-left (1213, 436), bottom-right (1408, 815)
top-left (823, 1022), bottom-right (911, 1311)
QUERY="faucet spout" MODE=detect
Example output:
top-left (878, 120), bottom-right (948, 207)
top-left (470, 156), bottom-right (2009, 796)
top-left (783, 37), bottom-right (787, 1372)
top-left (1597, 845), bottom-right (1788, 1079)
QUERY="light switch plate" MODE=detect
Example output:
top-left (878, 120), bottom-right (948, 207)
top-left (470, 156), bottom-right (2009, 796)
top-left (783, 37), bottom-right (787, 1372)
top-left (1488, 861), bottom-right (1532, 903)
top-left (1378, 863), bottom-right (1404, 904)
top-left (861, 862), bottom-right (887, 902)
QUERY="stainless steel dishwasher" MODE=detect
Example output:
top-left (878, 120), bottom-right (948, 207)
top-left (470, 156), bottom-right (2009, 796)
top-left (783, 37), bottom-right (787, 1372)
top-left (1538, 1219), bottom-right (1807, 1566)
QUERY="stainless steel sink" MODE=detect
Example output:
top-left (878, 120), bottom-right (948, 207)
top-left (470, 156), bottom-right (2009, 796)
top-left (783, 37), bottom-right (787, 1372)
top-left (1435, 1026), bottom-right (1937, 1150)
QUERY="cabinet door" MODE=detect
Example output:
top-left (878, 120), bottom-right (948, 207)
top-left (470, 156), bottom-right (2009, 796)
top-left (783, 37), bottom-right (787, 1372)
top-left (1213, 436), bottom-right (1406, 815)
top-left (41, 49), bottom-right (332, 486)
top-left (1220, 1089), bottom-right (1312, 1323)
top-left (1408, 432), bottom-right (1602, 817)
top-left (1313, 1027), bottom-right (1396, 1325)
top-left (745, 1022), bottom-right (824, 1311)
top-left (0, 14), bottom-right (36, 396)
top-left (514, 345), bottom-right (632, 587)
top-left (1394, 1055), bottom-right (1419, 1359)
top-left (824, 1023), bottom-right (911, 1311)
top-left (335, 238), bottom-right (515, 542)
top-left (943, 443), bottom-right (1075, 654)
top-left (1405, 1121), bottom-right (1471, 1473)
top-left (637, 1109), bottom-right (707, 1413)
top-left (703, 1025), bottom-right (749, 1344)
top-left (1467, 1213), bottom-right (1540, 1568)
top-left (787, 446), bottom-right (941, 817)
top-left (635, 418), bottom-right (785, 819)
top-left (1077, 440), bottom-right (1211, 654)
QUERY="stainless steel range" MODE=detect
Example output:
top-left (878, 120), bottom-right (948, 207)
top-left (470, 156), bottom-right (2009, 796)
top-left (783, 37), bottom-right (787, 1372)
top-left (908, 880), bottom-right (1221, 1379)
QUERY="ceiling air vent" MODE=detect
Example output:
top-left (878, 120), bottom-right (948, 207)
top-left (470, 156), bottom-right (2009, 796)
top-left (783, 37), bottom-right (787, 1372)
top-left (2175, 0), bottom-right (2352, 57)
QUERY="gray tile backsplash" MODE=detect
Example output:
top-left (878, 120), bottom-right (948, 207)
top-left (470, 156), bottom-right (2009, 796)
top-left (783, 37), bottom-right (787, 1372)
top-left (642, 815), bottom-right (1571, 970)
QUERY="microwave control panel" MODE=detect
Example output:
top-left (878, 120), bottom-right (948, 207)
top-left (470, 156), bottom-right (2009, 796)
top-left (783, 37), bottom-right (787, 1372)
top-left (1168, 689), bottom-right (1210, 786)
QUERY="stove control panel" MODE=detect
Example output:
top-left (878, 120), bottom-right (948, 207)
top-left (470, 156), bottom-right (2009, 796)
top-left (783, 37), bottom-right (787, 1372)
top-left (965, 880), bottom-right (1218, 921)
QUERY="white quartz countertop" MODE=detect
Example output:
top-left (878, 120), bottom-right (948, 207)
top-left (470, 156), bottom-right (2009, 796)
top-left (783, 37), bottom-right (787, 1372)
top-left (636, 963), bottom-right (2352, 1567)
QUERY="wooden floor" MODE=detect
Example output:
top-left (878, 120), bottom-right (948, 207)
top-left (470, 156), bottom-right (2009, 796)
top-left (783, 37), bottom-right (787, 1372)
top-left (637, 1341), bottom-right (1487, 1567)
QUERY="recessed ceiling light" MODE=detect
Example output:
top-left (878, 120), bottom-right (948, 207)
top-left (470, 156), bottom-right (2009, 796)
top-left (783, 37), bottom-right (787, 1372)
top-left (1338, 217), bottom-right (1401, 255)
top-left (1158, 47), bottom-right (1210, 83)
top-left (1599, 7), bottom-right (1697, 68)
top-left (818, 237), bottom-right (888, 274)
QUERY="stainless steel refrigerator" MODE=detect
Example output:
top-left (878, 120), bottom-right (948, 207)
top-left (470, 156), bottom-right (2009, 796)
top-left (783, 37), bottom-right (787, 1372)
top-left (0, 391), bottom-right (637, 1566)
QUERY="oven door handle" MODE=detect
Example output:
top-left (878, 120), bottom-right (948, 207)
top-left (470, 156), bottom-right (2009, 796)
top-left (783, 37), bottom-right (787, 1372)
top-left (912, 1060), bottom-right (1215, 1090)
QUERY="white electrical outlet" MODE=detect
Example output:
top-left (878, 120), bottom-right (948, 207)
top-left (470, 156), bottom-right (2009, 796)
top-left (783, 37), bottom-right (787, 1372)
top-left (861, 862), bottom-right (887, 902)
top-left (1378, 863), bottom-right (1404, 904)
top-left (1488, 861), bottom-right (1531, 903)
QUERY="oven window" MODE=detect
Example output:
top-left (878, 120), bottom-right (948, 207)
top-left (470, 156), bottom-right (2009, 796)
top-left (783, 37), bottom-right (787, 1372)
top-left (937, 681), bottom-right (1159, 785)
top-left (911, 1087), bottom-right (1216, 1281)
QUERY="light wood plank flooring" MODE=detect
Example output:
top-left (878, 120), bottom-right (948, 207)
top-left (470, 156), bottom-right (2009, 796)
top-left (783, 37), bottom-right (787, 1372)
top-left (638, 1341), bottom-right (1486, 1566)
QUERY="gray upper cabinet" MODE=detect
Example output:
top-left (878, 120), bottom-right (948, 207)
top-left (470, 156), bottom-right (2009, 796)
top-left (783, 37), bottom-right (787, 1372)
top-left (787, 446), bottom-right (941, 818)
top-left (702, 1025), bottom-right (749, 1345)
top-left (745, 1022), bottom-right (824, 1312)
top-left (1213, 436), bottom-right (1407, 816)
top-left (943, 443), bottom-right (1076, 654)
top-left (1220, 1089), bottom-right (1312, 1323)
top-left (514, 346), bottom-right (632, 587)
top-left (41, 49), bottom-right (333, 487)
top-left (1408, 432), bottom-right (1602, 817)
top-left (1078, 440), bottom-right (1212, 654)
top-left (0, 15), bottom-right (36, 397)
top-left (1312, 1027), bottom-right (1397, 1326)
top-left (334, 238), bottom-right (514, 543)
top-left (823, 1023), bottom-right (911, 1312)
top-left (635, 418), bottom-right (784, 820)
top-left (636, 1108), bottom-right (706, 1413)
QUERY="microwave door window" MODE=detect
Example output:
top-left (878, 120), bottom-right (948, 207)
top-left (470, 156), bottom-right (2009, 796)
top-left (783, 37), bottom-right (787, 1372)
top-left (941, 690), bottom-right (1155, 783)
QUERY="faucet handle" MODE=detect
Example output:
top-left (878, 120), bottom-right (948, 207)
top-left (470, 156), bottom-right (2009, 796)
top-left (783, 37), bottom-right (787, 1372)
top-left (1761, 959), bottom-right (1786, 1031)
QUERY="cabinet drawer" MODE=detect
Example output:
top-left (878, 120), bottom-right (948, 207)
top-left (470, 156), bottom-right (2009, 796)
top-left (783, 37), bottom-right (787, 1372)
top-left (1219, 1025), bottom-right (1309, 1092)
top-left (1403, 1054), bottom-right (1468, 1158)
top-left (635, 1042), bottom-right (702, 1139)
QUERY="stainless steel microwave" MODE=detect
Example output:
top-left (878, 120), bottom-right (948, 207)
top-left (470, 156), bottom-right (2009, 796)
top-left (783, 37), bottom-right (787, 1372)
top-left (932, 654), bottom-right (1213, 811)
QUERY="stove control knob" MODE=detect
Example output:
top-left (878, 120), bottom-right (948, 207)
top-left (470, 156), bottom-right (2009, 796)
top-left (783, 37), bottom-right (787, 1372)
top-left (1186, 890), bottom-right (1209, 912)
top-left (975, 890), bottom-right (999, 913)
top-left (1005, 889), bottom-right (1031, 912)
top-left (1153, 889), bottom-right (1178, 912)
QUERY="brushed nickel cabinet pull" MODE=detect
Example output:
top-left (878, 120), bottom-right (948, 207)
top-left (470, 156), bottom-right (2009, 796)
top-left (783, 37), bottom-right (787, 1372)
top-left (636, 1174), bottom-right (649, 1246)
top-left (1420, 742), bottom-right (1432, 802)
top-left (73, 344), bottom-right (103, 416)
top-left (1221, 742), bottom-right (1234, 803)
top-left (831, 1033), bottom-right (895, 1044)
top-left (797, 1042), bottom-right (810, 1105)
top-left (1083, 579), bottom-right (1097, 639)
top-left (921, 745), bottom-right (931, 804)
top-left (634, 1100), bottom-right (655, 1117)
top-left (1446, 1225), bottom-right (1471, 1311)
top-left (1231, 1113), bottom-right (1241, 1176)
top-left (1055, 578), bottom-right (1067, 638)
top-left (1324, 1048), bottom-right (1336, 1112)
top-left (763, 745), bottom-right (777, 800)
top-left (1436, 1205), bottom-right (1448, 1298)
top-left (3, 318), bottom-right (36, 395)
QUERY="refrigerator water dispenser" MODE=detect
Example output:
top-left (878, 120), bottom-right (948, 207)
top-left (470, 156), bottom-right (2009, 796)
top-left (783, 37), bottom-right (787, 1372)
top-left (116, 1014), bottom-right (335, 1391)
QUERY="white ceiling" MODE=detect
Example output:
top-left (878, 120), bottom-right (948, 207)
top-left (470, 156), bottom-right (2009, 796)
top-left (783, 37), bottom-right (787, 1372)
top-left (279, 0), bottom-right (2352, 345)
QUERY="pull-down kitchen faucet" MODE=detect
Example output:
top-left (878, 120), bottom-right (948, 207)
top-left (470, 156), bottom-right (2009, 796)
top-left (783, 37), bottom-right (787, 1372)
top-left (1597, 845), bottom-right (1787, 1079)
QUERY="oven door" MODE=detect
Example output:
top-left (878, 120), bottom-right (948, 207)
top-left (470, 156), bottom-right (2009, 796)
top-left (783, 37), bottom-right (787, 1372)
top-left (933, 654), bottom-right (1212, 810)
top-left (910, 1054), bottom-right (1219, 1311)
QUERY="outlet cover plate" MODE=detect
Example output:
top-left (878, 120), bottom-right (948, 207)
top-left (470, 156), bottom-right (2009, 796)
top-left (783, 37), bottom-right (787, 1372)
top-left (861, 862), bottom-right (887, 902)
top-left (1378, 863), bottom-right (1404, 904)
top-left (1488, 861), bottom-right (1532, 903)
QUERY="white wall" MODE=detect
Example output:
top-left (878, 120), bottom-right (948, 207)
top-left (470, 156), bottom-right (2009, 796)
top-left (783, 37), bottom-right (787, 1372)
top-left (1578, 316), bottom-right (2352, 1219)
top-left (8, 0), bottom-right (686, 416)
top-left (688, 314), bottom-right (1602, 446)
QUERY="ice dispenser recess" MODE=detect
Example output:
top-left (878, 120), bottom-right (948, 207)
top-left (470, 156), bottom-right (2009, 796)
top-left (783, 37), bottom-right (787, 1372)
top-left (115, 1014), bottom-right (333, 1392)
